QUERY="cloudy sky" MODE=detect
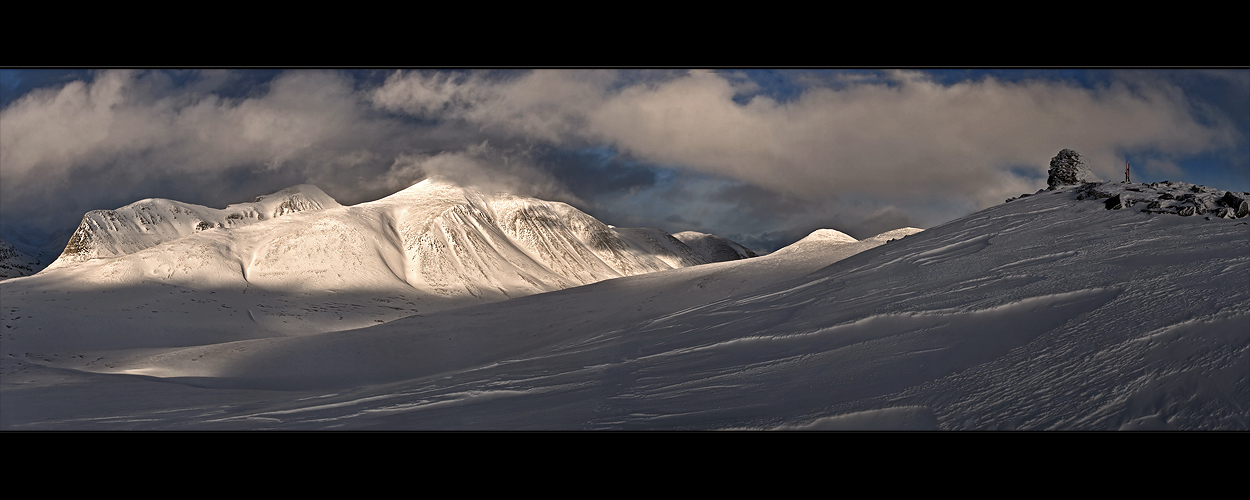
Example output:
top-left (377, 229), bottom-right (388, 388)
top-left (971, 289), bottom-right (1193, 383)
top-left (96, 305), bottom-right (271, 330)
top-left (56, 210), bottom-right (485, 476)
top-left (2, 68), bottom-right (1247, 253)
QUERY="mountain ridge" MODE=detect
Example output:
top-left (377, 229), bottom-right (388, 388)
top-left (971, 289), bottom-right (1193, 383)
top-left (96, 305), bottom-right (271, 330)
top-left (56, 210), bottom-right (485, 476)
top-left (17, 177), bottom-right (766, 311)
top-left (51, 184), bottom-right (341, 267)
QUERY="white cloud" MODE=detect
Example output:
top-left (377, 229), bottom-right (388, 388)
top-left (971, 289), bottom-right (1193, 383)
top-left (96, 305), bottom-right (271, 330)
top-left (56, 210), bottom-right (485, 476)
top-left (0, 70), bottom-right (402, 182)
top-left (372, 69), bottom-right (1239, 211)
top-left (1139, 157), bottom-right (1186, 179)
top-left (379, 142), bottom-right (580, 205)
top-left (0, 70), bottom-right (413, 230)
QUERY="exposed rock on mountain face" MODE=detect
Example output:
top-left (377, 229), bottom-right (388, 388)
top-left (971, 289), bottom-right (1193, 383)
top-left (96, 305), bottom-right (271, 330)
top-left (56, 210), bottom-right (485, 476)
top-left (0, 239), bottom-right (42, 280)
top-left (52, 185), bottom-right (340, 266)
top-left (1047, 149), bottom-right (1100, 190)
top-left (485, 195), bottom-right (707, 286)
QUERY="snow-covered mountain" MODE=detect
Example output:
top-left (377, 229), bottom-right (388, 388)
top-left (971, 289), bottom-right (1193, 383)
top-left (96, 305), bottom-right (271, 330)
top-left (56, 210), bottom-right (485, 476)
top-left (3, 178), bottom-right (757, 337)
top-left (0, 239), bottom-right (42, 280)
top-left (672, 231), bottom-right (757, 261)
top-left (51, 185), bottom-right (341, 265)
top-left (2, 180), bottom-right (1246, 430)
top-left (0, 232), bottom-right (71, 278)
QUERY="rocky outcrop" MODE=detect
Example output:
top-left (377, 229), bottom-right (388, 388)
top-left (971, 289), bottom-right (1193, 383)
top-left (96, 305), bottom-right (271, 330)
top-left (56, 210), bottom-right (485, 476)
top-left (1221, 191), bottom-right (1249, 218)
top-left (1104, 194), bottom-right (1129, 210)
top-left (1068, 180), bottom-right (1250, 220)
top-left (1047, 149), bottom-right (1100, 190)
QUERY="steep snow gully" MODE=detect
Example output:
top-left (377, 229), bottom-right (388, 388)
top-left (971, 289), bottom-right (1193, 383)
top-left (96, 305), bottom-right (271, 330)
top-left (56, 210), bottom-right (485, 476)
top-left (1, 178), bottom-right (1246, 430)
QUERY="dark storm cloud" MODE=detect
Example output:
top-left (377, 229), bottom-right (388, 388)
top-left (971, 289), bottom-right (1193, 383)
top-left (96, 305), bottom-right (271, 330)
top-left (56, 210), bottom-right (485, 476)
top-left (537, 147), bottom-right (659, 200)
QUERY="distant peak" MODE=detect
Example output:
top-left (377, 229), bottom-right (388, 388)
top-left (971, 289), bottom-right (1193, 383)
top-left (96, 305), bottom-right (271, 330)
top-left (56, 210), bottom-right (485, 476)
top-left (253, 184), bottom-right (333, 203)
top-left (412, 175), bottom-right (454, 187)
top-left (799, 229), bottom-right (858, 244)
top-left (868, 227), bottom-right (925, 242)
top-left (378, 177), bottom-right (478, 204)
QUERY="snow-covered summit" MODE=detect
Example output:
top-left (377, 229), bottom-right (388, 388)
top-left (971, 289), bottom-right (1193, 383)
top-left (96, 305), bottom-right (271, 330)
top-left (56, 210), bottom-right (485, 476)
top-left (308, 176), bottom-right (751, 301)
top-left (798, 228), bottom-right (859, 244)
top-left (766, 227), bottom-right (924, 266)
top-left (768, 228), bottom-right (860, 257)
top-left (49, 184), bottom-right (340, 267)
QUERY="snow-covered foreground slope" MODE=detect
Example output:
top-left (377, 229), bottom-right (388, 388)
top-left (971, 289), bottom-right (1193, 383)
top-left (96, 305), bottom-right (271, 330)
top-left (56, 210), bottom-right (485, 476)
top-left (3, 182), bottom-right (1247, 430)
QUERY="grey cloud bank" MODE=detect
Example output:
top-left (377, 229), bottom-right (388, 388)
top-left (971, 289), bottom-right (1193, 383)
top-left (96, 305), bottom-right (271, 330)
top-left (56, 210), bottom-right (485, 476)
top-left (2, 68), bottom-right (1245, 253)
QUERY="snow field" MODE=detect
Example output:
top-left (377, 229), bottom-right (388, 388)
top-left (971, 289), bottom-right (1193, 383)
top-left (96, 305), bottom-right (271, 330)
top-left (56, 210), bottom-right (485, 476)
top-left (2, 182), bottom-right (1246, 429)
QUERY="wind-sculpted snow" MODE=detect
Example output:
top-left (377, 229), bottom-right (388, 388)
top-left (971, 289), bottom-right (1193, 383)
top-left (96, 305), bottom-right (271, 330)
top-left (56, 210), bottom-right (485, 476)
top-left (3, 182), bottom-right (1246, 430)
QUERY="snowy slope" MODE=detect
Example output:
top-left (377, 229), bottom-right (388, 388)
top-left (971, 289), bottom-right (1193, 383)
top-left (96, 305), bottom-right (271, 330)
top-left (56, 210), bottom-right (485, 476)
top-left (2, 181), bottom-right (1246, 430)
top-left (0, 239), bottom-right (42, 280)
